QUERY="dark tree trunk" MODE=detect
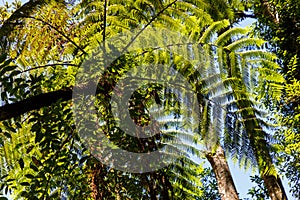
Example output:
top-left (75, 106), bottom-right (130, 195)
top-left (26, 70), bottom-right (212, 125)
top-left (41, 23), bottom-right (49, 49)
top-left (160, 172), bottom-right (171, 200)
top-left (91, 163), bottom-right (105, 200)
top-left (205, 145), bottom-right (239, 200)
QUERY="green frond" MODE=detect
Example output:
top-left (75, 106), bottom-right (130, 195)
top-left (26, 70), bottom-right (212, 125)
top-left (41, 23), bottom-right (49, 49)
top-left (180, 0), bottom-right (209, 11)
top-left (156, 14), bottom-right (182, 30)
top-left (199, 19), bottom-right (230, 43)
top-left (214, 27), bottom-right (250, 46)
top-left (238, 50), bottom-right (277, 61)
top-left (225, 38), bottom-right (265, 52)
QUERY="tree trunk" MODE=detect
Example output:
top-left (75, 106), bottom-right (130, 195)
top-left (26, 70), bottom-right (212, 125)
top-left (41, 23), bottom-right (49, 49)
top-left (160, 172), bottom-right (171, 200)
top-left (243, 118), bottom-right (288, 200)
top-left (249, 135), bottom-right (288, 200)
top-left (262, 174), bottom-right (287, 200)
top-left (205, 145), bottom-right (239, 200)
top-left (91, 163), bottom-right (105, 200)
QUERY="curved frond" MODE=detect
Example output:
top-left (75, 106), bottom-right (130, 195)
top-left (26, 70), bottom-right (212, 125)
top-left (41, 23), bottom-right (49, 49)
top-left (199, 19), bottom-right (230, 43)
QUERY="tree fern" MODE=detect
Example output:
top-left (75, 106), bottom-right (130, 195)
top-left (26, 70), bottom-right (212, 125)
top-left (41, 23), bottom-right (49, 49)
top-left (208, 23), bottom-right (286, 198)
top-left (0, 0), bottom-right (288, 199)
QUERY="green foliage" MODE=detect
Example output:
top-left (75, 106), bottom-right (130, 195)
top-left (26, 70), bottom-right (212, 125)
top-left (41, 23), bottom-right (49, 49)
top-left (0, 0), bottom-right (215, 198)
top-left (0, 0), bottom-right (289, 199)
top-left (197, 168), bottom-right (221, 200)
top-left (246, 175), bottom-right (270, 200)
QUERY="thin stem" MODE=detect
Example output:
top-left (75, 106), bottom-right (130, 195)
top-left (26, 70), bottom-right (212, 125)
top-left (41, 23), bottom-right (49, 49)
top-left (103, 0), bottom-right (107, 45)
top-left (120, 0), bottom-right (178, 55)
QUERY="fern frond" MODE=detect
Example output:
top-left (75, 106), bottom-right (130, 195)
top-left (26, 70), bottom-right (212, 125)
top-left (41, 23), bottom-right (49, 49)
top-left (199, 19), bottom-right (230, 43)
top-left (225, 38), bottom-right (265, 52)
top-left (214, 27), bottom-right (250, 46)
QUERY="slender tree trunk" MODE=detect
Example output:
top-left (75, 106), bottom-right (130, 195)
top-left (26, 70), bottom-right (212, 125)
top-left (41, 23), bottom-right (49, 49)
top-left (149, 173), bottom-right (157, 200)
top-left (249, 135), bottom-right (288, 200)
top-left (91, 163), bottom-right (104, 200)
top-left (239, 111), bottom-right (288, 200)
top-left (205, 145), bottom-right (239, 200)
top-left (262, 174), bottom-right (287, 200)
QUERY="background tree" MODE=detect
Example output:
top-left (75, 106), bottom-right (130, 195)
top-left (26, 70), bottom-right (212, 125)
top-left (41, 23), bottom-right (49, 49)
top-left (243, 0), bottom-right (300, 198)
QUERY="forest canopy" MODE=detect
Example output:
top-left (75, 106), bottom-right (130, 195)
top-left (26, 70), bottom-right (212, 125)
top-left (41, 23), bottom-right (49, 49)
top-left (0, 0), bottom-right (299, 199)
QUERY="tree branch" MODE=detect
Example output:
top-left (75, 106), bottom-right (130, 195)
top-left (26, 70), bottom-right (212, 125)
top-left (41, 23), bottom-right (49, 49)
top-left (22, 63), bottom-right (78, 73)
top-left (0, 87), bottom-right (72, 121)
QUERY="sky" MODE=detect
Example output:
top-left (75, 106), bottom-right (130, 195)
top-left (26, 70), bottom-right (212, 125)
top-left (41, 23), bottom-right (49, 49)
top-left (0, 0), bottom-right (295, 199)
top-left (0, 0), bottom-right (16, 6)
